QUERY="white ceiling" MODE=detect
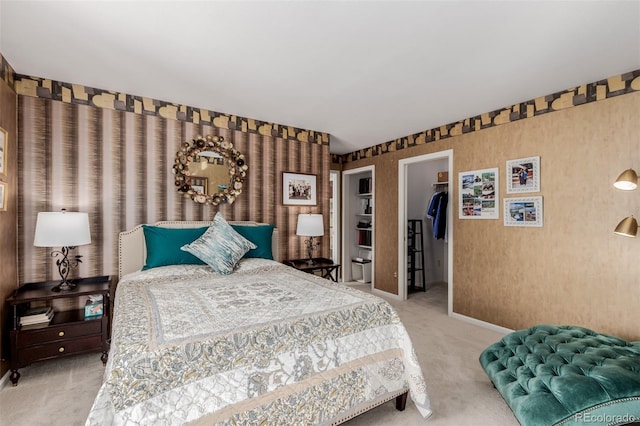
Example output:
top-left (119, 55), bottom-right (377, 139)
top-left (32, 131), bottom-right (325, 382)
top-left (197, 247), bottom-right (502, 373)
top-left (1, 1), bottom-right (639, 154)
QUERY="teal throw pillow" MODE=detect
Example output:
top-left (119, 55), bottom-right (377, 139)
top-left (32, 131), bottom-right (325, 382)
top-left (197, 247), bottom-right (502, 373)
top-left (230, 224), bottom-right (275, 259)
top-left (181, 213), bottom-right (257, 275)
top-left (142, 225), bottom-right (208, 270)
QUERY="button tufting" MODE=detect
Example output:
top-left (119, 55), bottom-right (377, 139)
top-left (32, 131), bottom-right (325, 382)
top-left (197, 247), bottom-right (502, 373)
top-left (480, 325), bottom-right (640, 426)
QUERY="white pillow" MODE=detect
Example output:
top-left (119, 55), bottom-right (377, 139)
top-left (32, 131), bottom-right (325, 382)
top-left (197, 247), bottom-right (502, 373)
top-left (181, 213), bottom-right (256, 275)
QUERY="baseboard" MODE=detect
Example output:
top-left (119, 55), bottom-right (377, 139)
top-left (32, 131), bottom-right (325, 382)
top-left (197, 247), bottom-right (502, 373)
top-left (450, 312), bottom-right (513, 335)
top-left (0, 369), bottom-right (10, 390)
top-left (372, 287), bottom-right (402, 301)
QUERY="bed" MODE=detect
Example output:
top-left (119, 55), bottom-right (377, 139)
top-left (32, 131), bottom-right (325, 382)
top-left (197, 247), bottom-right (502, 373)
top-left (86, 218), bottom-right (432, 425)
top-left (480, 324), bottom-right (640, 426)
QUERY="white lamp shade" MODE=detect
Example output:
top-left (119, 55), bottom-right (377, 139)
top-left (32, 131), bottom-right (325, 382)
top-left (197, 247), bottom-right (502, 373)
top-left (296, 214), bottom-right (324, 237)
top-left (33, 211), bottom-right (92, 247)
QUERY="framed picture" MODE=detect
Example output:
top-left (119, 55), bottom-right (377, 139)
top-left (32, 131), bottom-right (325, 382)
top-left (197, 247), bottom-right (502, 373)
top-left (506, 156), bottom-right (540, 193)
top-left (459, 167), bottom-right (499, 219)
top-left (504, 196), bottom-right (543, 227)
top-left (283, 172), bottom-right (317, 205)
top-left (190, 176), bottom-right (208, 195)
top-left (0, 181), bottom-right (6, 212)
top-left (0, 126), bottom-right (7, 178)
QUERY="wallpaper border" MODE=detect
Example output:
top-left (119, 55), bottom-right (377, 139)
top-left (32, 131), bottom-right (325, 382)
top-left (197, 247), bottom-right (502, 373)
top-left (12, 73), bottom-right (329, 146)
top-left (0, 52), bottom-right (16, 90)
top-left (332, 69), bottom-right (640, 165)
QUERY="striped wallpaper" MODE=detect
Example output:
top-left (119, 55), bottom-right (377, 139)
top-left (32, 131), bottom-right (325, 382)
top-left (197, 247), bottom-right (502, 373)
top-left (18, 96), bottom-right (330, 283)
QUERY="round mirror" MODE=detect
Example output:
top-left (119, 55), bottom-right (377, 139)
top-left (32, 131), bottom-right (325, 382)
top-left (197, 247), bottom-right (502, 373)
top-left (173, 135), bottom-right (248, 205)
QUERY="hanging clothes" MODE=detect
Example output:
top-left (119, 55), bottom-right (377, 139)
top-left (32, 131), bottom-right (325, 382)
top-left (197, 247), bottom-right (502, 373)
top-left (426, 191), bottom-right (448, 240)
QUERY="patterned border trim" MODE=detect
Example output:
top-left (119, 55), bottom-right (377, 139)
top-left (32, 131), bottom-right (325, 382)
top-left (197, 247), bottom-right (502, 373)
top-left (0, 52), bottom-right (16, 89)
top-left (334, 69), bottom-right (640, 164)
top-left (12, 73), bottom-right (329, 145)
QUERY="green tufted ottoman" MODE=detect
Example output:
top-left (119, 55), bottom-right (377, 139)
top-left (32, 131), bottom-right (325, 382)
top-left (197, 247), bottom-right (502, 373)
top-left (479, 325), bottom-right (640, 426)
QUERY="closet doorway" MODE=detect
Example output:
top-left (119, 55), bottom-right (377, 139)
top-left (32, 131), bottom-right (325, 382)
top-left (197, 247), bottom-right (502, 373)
top-left (397, 150), bottom-right (453, 314)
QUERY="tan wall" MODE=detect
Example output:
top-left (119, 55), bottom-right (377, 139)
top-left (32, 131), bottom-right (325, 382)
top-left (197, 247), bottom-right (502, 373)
top-left (345, 91), bottom-right (640, 341)
top-left (0, 78), bottom-right (18, 378)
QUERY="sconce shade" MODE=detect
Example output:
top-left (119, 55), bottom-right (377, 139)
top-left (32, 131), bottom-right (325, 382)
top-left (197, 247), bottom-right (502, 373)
top-left (296, 214), bottom-right (324, 237)
top-left (34, 211), bottom-right (92, 247)
top-left (613, 168), bottom-right (638, 190)
top-left (614, 216), bottom-right (638, 238)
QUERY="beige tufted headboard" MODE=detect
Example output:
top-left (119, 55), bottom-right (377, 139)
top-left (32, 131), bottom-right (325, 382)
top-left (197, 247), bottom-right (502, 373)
top-left (118, 220), bottom-right (280, 278)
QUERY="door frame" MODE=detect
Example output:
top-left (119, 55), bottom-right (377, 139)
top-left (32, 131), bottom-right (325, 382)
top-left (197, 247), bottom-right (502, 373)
top-left (329, 170), bottom-right (341, 264)
top-left (397, 149), bottom-right (453, 314)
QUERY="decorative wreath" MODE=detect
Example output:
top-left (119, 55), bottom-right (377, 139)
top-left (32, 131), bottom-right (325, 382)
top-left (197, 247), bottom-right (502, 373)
top-left (173, 135), bottom-right (247, 205)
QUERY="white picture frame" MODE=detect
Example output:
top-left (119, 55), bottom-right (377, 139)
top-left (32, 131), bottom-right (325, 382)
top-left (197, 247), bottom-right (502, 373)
top-left (0, 126), bottom-right (7, 178)
top-left (459, 167), bottom-right (499, 219)
top-left (506, 156), bottom-right (540, 194)
top-left (283, 172), bottom-right (317, 206)
top-left (504, 196), bottom-right (543, 227)
top-left (0, 181), bottom-right (6, 212)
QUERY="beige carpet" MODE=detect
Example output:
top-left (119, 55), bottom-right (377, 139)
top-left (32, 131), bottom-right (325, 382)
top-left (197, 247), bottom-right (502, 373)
top-left (0, 282), bottom-right (518, 426)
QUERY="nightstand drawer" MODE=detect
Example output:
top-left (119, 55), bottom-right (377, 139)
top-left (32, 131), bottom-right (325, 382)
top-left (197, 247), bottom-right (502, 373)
top-left (18, 335), bottom-right (103, 364)
top-left (17, 319), bottom-right (102, 347)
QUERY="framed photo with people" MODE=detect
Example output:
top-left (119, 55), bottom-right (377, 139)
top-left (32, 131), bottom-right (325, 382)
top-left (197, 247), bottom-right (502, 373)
top-left (458, 167), bottom-right (499, 219)
top-left (504, 196), bottom-right (543, 227)
top-left (506, 156), bottom-right (540, 194)
top-left (282, 172), bottom-right (317, 206)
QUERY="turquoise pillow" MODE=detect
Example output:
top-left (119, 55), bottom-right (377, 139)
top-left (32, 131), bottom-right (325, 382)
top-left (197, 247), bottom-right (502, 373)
top-left (230, 224), bottom-right (275, 259)
top-left (181, 213), bottom-right (256, 275)
top-left (142, 225), bottom-right (208, 270)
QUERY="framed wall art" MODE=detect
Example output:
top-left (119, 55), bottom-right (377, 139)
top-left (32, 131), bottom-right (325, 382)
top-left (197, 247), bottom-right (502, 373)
top-left (0, 126), bottom-right (7, 178)
top-left (283, 172), bottom-right (317, 206)
top-left (506, 156), bottom-right (540, 193)
top-left (504, 196), bottom-right (543, 227)
top-left (0, 181), bottom-right (6, 211)
top-left (459, 167), bottom-right (499, 219)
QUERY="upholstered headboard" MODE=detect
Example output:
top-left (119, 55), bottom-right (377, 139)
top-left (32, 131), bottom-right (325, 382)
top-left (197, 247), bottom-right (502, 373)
top-left (118, 220), bottom-right (280, 278)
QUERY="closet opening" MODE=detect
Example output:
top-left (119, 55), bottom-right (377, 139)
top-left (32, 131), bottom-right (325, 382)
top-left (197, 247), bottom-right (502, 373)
top-left (398, 150), bottom-right (453, 314)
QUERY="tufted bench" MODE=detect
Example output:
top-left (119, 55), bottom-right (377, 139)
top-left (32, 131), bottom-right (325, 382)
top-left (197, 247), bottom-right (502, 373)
top-left (479, 325), bottom-right (640, 426)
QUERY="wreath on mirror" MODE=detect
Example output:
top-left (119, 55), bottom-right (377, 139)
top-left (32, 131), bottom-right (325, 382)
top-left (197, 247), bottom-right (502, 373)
top-left (173, 135), bottom-right (248, 205)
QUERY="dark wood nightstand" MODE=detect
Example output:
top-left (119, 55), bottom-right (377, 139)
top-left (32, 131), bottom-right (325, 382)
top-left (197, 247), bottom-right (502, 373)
top-left (6, 275), bottom-right (113, 386)
top-left (284, 258), bottom-right (341, 282)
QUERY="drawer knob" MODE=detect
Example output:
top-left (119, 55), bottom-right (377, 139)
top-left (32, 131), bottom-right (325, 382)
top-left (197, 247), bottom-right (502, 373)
top-left (58, 347), bottom-right (65, 353)
top-left (58, 331), bottom-right (65, 337)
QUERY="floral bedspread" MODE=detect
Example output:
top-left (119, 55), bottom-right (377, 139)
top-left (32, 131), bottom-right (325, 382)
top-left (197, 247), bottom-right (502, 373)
top-left (86, 260), bottom-right (431, 425)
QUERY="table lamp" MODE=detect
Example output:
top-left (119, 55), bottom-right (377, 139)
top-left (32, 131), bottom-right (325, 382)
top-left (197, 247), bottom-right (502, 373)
top-left (296, 213), bottom-right (324, 265)
top-left (33, 209), bottom-right (91, 292)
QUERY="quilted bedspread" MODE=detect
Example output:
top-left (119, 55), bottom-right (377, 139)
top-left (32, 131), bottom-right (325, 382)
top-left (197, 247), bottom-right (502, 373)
top-left (86, 259), bottom-right (432, 425)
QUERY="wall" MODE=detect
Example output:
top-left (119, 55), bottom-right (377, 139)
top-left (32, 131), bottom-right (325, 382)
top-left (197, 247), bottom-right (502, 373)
top-left (15, 78), bottom-right (330, 283)
top-left (0, 55), bottom-right (18, 378)
top-left (343, 73), bottom-right (640, 341)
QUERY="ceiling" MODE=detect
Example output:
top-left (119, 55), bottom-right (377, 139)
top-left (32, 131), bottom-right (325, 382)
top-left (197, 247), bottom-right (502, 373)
top-left (1, 1), bottom-right (639, 155)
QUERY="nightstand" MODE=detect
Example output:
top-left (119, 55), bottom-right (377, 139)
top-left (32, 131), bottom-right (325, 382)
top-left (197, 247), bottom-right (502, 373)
top-left (6, 275), bottom-right (113, 386)
top-left (284, 258), bottom-right (341, 282)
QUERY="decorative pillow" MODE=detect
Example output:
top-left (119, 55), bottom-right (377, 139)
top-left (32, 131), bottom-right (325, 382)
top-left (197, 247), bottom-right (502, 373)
top-left (181, 213), bottom-right (257, 274)
top-left (142, 225), bottom-right (208, 270)
top-left (230, 224), bottom-right (275, 259)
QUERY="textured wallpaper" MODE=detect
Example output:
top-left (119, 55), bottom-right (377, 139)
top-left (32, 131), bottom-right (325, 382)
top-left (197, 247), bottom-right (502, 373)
top-left (18, 97), bottom-right (330, 283)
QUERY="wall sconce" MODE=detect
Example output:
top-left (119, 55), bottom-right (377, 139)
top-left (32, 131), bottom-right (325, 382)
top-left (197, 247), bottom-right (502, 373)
top-left (614, 168), bottom-right (639, 237)
top-left (33, 209), bottom-right (92, 291)
top-left (614, 216), bottom-right (638, 237)
top-left (296, 213), bottom-right (324, 265)
top-left (613, 168), bottom-right (638, 190)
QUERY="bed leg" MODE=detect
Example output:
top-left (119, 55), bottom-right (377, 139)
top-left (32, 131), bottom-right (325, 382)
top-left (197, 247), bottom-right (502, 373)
top-left (395, 391), bottom-right (408, 411)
